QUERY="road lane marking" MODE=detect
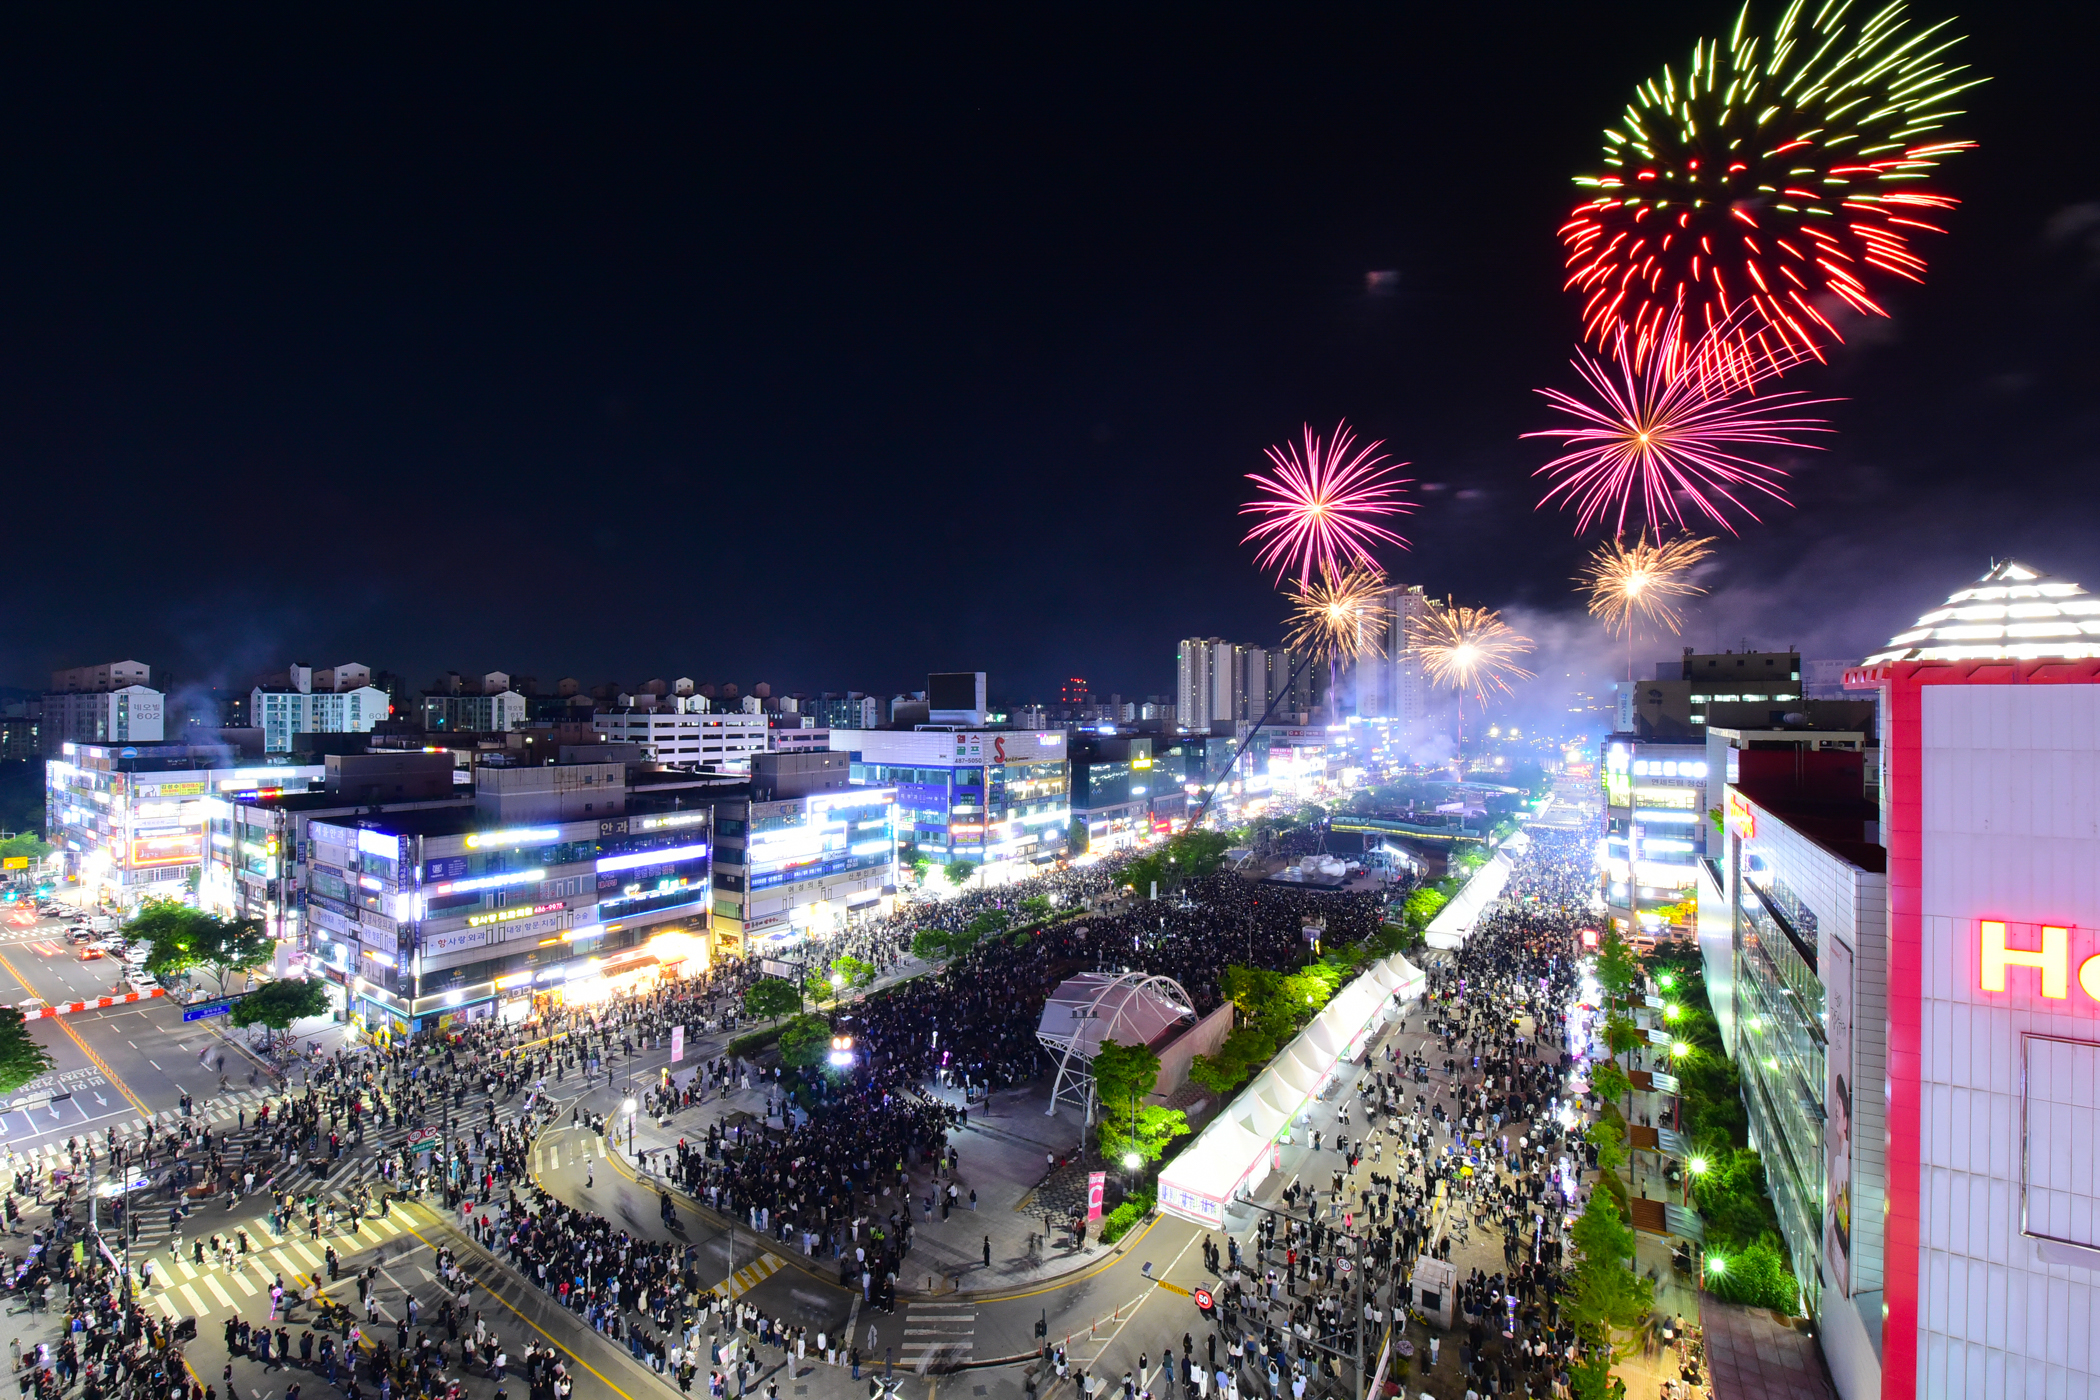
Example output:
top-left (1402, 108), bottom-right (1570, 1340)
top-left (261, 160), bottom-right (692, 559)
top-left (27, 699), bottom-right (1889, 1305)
top-left (200, 1275), bottom-right (236, 1307)
top-left (0, 945), bottom-right (154, 1118)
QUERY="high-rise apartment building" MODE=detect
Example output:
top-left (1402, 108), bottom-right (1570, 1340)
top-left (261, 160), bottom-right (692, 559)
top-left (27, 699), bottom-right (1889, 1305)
top-left (1353, 584), bottom-right (1434, 725)
top-left (1176, 638), bottom-right (1231, 732)
top-left (42, 661), bottom-right (164, 755)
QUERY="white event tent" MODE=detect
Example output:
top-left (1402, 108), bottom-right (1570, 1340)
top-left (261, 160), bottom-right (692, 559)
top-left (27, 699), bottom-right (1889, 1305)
top-left (1156, 951), bottom-right (1426, 1227)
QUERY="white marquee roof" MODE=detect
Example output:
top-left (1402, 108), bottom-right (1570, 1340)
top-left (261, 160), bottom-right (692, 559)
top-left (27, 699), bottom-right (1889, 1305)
top-left (1865, 560), bottom-right (2100, 665)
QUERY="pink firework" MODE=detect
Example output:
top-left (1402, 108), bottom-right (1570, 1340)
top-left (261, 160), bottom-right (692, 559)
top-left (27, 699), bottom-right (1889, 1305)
top-left (1525, 315), bottom-right (1836, 537)
top-left (1241, 421), bottom-right (1413, 583)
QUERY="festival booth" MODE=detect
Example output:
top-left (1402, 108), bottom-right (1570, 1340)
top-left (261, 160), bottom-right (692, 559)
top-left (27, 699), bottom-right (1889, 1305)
top-left (1156, 951), bottom-right (1429, 1226)
top-left (1423, 848), bottom-right (1518, 950)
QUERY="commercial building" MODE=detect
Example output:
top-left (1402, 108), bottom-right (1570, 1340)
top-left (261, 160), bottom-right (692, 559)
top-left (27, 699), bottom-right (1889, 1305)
top-left (709, 752), bottom-right (897, 951)
top-left (251, 663), bottom-right (392, 754)
top-left (1068, 733), bottom-right (1157, 853)
top-left (41, 661), bottom-right (164, 755)
top-left (302, 761), bottom-right (712, 1037)
top-left (200, 751), bottom-right (469, 947)
top-left (46, 743), bottom-right (325, 906)
top-left (1599, 736), bottom-right (1711, 934)
top-left (831, 726), bottom-right (1068, 876)
top-left (593, 705), bottom-right (769, 771)
top-left (1615, 649), bottom-right (1804, 736)
top-left (1685, 559), bottom-right (2100, 1399)
top-left (1707, 739), bottom-right (1885, 1353)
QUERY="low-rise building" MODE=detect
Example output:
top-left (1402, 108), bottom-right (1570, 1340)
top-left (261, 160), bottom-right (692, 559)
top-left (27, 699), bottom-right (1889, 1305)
top-left (47, 742), bottom-right (324, 906)
top-left (594, 705), bottom-right (769, 771)
top-left (709, 753), bottom-right (898, 952)
top-left (831, 726), bottom-right (1068, 876)
top-left (303, 763), bottom-right (712, 1037)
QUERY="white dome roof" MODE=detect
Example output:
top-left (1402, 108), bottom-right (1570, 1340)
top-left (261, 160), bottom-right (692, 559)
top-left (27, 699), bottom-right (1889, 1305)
top-left (1865, 560), bottom-right (2100, 664)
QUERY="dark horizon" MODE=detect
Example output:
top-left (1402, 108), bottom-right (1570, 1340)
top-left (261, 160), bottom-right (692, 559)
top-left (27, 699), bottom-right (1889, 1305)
top-left (2, 6), bottom-right (2093, 707)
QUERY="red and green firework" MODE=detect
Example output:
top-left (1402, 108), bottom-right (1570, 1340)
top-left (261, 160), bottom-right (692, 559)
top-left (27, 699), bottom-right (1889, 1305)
top-left (1561, 1), bottom-right (1984, 372)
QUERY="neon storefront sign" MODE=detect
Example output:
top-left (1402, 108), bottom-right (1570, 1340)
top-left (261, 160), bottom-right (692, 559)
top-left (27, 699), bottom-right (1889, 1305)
top-left (1979, 921), bottom-right (2100, 1000)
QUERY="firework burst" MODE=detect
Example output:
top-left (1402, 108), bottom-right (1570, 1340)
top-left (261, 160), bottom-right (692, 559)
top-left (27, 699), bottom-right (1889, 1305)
top-left (1407, 603), bottom-right (1537, 707)
top-left (1578, 533), bottom-right (1715, 638)
top-left (1562, 2), bottom-right (1984, 370)
top-left (1526, 312), bottom-right (1836, 536)
top-left (1284, 565), bottom-right (1393, 664)
top-left (1241, 421), bottom-right (1414, 585)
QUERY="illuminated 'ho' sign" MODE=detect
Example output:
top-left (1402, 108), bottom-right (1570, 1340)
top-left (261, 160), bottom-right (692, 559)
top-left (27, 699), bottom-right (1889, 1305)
top-left (1979, 921), bottom-right (2100, 1000)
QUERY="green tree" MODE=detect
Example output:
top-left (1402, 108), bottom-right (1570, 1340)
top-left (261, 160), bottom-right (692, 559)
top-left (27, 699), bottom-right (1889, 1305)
top-left (945, 859), bottom-right (978, 889)
top-left (910, 928), bottom-right (952, 962)
top-left (1091, 1040), bottom-right (1162, 1127)
top-left (0, 1007), bottom-right (54, 1095)
top-left (776, 1014), bottom-right (833, 1071)
top-left (1564, 1190), bottom-right (1655, 1399)
top-left (1594, 927), bottom-right (1640, 1010)
top-left (1400, 886), bottom-right (1449, 929)
top-left (1067, 817), bottom-right (1088, 856)
top-left (743, 977), bottom-right (802, 1025)
top-left (902, 845), bottom-right (932, 883)
top-left (1587, 1114), bottom-right (1628, 1175)
top-left (1590, 1058), bottom-right (1632, 1111)
top-left (831, 955), bottom-right (876, 991)
top-left (125, 898), bottom-right (272, 995)
top-left (0, 833), bottom-right (53, 863)
top-left (1098, 1104), bottom-right (1190, 1168)
top-left (228, 978), bottom-right (331, 1047)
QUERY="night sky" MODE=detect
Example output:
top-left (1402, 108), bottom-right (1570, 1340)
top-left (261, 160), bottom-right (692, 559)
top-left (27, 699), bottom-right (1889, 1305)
top-left (3, 5), bottom-right (2094, 712)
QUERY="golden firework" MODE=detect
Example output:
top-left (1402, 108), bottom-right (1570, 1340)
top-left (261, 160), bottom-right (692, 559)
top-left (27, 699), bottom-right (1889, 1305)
top-left (1284, 565), bottom-right (1391, 663)
top-left (1578, 533), bottom-right (1713, 639)
top-left (1407, 602), bottom-right (1536, 706)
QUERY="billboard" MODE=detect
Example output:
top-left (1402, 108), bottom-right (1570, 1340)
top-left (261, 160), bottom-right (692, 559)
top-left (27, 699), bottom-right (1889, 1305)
top-left (130, 831), bottom-right (203, 868)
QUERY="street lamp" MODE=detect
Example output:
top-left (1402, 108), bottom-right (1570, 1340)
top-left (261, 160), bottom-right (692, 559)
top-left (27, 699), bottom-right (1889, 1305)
top-left (828, 1035), bottom-right (855, 1068)
top-left (1121, 1151), bottom-right (1142, 1173)
top-left (620, 1095), bottom-right (638, 1157)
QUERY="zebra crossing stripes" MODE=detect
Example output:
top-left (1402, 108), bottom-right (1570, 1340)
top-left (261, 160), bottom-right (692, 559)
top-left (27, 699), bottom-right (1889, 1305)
top-left (711, 1253), bottom-right (785, 1300)
top-left (139, 1204), bottom-right (416, 1318)
top-left (900, 1301), bottom-right (975, 1365)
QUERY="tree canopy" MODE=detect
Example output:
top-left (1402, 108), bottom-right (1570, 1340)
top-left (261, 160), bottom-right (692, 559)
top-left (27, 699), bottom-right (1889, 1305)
top-left (1091, 1039), bottom-right (1161, 1126)
top-left (944, 859), bottom-right (978, 889)
top-left (1099, 1104), bottom-right (1189, 1168)
top-left (0, 1008), bottom-right (54, 1096)
top-left (125, 899), bottom-right (272, 993)
top-left (229, 978), bottom-right (331, 1033)
top-left (776, 1014), bottom-right (834, 1071)
top-left (743, 977), bottom-right (802, 1024)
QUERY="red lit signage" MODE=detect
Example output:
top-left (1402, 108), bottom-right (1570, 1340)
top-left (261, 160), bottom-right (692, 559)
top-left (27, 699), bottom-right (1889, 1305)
top-left (1976, 920), bottom-right (2100, 1000)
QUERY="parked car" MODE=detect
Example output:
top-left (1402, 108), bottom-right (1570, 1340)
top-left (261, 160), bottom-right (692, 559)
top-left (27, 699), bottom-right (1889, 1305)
top-left (125, 974), bottom-right (158, 994)
top-left (123, 945), bottom-right (150, 965)
top-left (65, 927), bottom-right (93, 943)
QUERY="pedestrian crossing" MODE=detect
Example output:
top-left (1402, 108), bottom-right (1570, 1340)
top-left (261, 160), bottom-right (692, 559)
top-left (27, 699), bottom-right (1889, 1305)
top-left (712, 1253), bottom-right (785, 1301)
top-left (900, 1300), bottom-right (975, 1366)
top-left (134, 1200), bottom-right (420, 1320)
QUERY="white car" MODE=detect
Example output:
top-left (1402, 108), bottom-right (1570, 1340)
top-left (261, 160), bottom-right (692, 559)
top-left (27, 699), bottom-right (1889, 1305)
top-left (123, 945), bottom-right (150, 965)
top-left (124, 974), bottom-right (158, 994)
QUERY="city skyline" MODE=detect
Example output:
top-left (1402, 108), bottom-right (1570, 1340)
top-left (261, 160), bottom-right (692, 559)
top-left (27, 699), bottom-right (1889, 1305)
top-left (0, 7), bottom-right (2091, 701)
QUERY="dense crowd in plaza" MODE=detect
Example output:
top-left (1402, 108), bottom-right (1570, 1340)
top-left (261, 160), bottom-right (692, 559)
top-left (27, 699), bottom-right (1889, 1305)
top-left (0, 810), bottom-right (1671, 1400)
top-left (1124, 826), bottom-right (1597, 1399)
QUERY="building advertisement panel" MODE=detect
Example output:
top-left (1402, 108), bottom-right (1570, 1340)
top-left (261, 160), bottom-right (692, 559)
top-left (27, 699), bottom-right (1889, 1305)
top-left (1824, 933), bottom-right (1854, 1298)
top-left (424, 928), bottom-right (489, 957)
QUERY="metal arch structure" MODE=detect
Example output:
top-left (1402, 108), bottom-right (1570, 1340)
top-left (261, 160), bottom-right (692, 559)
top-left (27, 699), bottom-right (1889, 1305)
top-left (1035, 970), bottom-right (1197, 1121)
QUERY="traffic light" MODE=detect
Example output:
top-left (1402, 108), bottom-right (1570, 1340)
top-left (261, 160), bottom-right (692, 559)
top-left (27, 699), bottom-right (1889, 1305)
top-left (1034, 1310), bottom-right (1047, 1339)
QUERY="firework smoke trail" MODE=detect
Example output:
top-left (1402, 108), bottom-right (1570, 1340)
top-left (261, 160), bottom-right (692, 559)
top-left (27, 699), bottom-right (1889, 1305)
top-left (1526, 313), bottom-right (1835, 537)
top-left (1241, 421), bottom-right (1414, 585)
top-left (1577, 532), bottom-right (1715, 679)
top-left (1562, 1), bottom-right (1985, 371)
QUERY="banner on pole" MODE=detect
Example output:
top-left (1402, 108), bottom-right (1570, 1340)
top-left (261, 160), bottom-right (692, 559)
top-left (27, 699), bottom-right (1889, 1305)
top-left (1086, 1171), bottom-right (1106, 1221)
top-left (671, 1025), bottom-right (685, 1063)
